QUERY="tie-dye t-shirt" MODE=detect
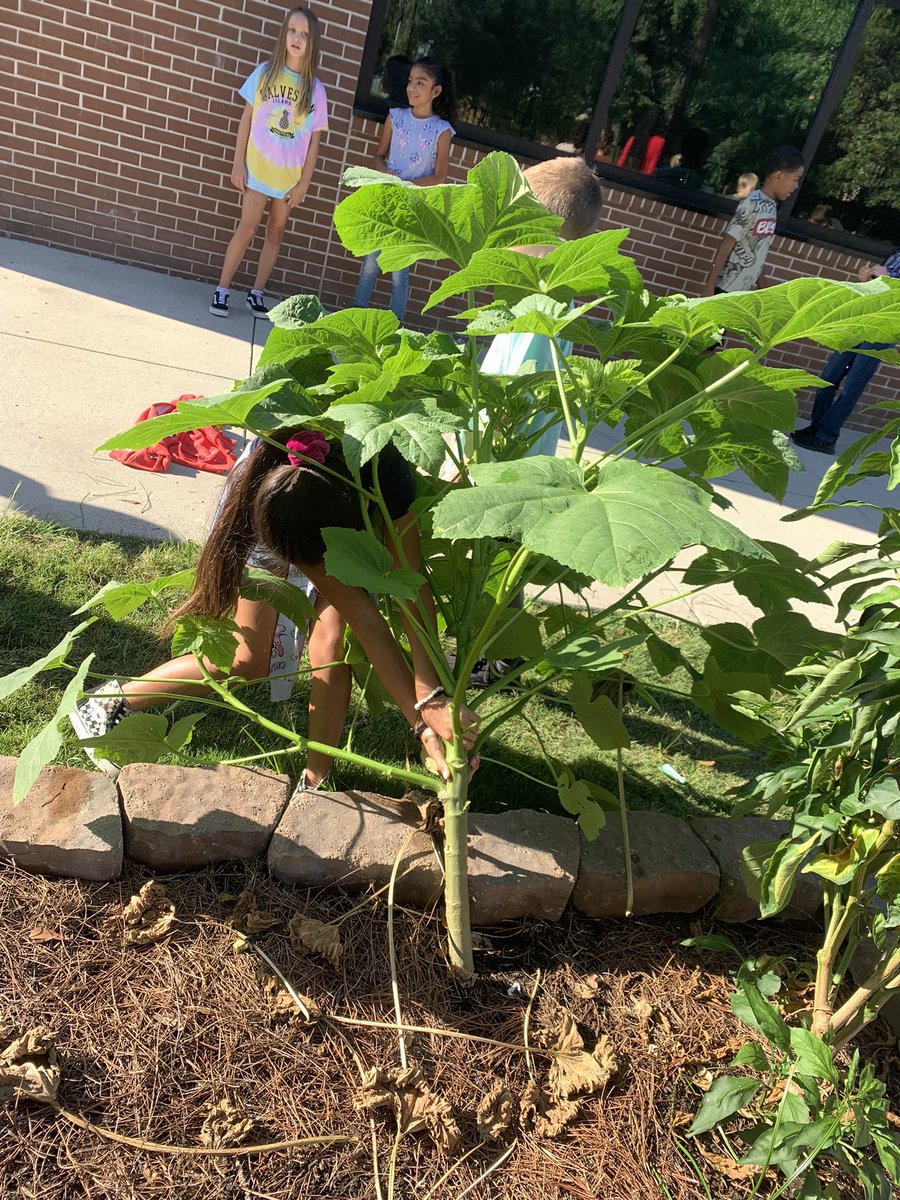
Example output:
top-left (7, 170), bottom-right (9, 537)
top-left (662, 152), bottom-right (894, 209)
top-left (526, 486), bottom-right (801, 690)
top-left (238, 64), bottom-right (328, 198)
top-left (385, 106), bottom-right (454, 182)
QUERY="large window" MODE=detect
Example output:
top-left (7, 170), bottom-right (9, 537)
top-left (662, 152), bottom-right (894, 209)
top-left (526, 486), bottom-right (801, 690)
top-left (370, 0), bottom-right (626, 147)
top-left (601, 0), bottom-right (854, 195)
top-left (358, 0), bottom-right (899, 253)
top-left (792, 4), bottom-right (900, 242)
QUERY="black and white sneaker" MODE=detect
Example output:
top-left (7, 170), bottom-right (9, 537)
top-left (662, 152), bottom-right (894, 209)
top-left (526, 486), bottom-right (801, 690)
top-left (209, 287), bottom-right (230, 317)
top-left (68, 680), bottom-right (130, 779)
top-left (246, 289), bottom-right (269, 316)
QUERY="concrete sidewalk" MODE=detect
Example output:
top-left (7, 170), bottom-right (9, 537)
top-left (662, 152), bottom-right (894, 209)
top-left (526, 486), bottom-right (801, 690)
top-left (2, 236), bottom-right (892, 629)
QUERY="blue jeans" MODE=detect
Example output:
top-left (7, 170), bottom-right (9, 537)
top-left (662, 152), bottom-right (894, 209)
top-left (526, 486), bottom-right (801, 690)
top-left (353, 251), bottom-right (410, 322)
top-left (809, 342), bottom-right (890, 445)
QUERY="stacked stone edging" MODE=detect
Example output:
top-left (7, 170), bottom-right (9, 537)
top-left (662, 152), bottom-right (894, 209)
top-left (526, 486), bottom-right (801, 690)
top-left (0, 757), bottom-right (816, 926)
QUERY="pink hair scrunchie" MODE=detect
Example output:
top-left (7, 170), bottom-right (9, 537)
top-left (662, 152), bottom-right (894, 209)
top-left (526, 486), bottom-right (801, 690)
top-left (285, 431), bottom-right (330, 467)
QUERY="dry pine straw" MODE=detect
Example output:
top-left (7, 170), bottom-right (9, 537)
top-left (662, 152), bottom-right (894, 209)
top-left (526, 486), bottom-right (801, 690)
top-left (1, 862), bottom-right (898, 1200)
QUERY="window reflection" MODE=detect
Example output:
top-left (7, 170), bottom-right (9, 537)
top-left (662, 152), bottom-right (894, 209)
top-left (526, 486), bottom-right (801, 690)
top-left (371, 0), bottom-right (625, 147)
top-left (795, 5), bottom-right (900, 241)
top-left (602, 0), bottom-right (854, 194)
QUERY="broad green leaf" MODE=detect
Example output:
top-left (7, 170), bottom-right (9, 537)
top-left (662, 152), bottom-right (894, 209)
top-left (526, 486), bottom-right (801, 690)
top-left (788, 656), bottom-right (862, 727)
top-left (676, 277), bottom-right (900, 351)
top-left (814, 425), bottom-right (892, 506)
top-left (14, 655), bottom-right (94, 805)
top-left (325, 400), bottom-right (466, 475)
top-left (462, 294), bottom-right (596, 339)
top-left (696, 350), bottom-right (802, 429)
top-left (323, 527), bottom-right (425, 600)
top-left (95, 381), bottom-right (289, 453)
top-left (703, 612), bottom-right (838, 687)
top-left (433, 456), bottom-right (766, 587)
top-left (731, 1043), bottom-right (770, 1071)
top-left (691, 662), bottom-right (775, 746)
top-left (681, 932), bottom-right (741, 955)
top-left (864, 778), bottom-right (900, 821)
top-left (688, 1075), bottom-right (760, 1136)
top-left (0, 618), bottom-right (96, 702)
top-left (266, 293), bottom-right (328, 330)
top-left (80, 711), bottom-right (206, 766)
top-left (74, 571), bottom-right (195, 620)
top-left (545, 633), bottom-right (641, 672)
top-left (876, 853), bottom-right (900, 903)
top-left (335, 152), bottom-right (563, 270)
top-left (568, 674), bottom-right (630, 750)
top-left (789, 1028), bottom-right (838, 1085)
top-left (734, 980), bottom-right (790, 1051)
top-left (424, 229), bottom-right (640, 312)
top-left (485, 609), bottom-right (544, 659)
top-left (753, 833), bottom-right (819, 919)
top-left (557, 777), bottom-right (606, 840)
top-left (171, 615), bottom-right (241, 673)
top-left (239, 569), bottom-right (318, 627)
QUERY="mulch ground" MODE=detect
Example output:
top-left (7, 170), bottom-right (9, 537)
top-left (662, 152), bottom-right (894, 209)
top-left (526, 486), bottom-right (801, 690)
top-left (1, 861), bottom-right (898, 1200)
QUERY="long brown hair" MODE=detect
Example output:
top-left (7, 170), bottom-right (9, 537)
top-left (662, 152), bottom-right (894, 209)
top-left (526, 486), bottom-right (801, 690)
top-left (261, 6), bottom-right (322, 122)
top-left (170, 432), bottom-right (361, 626)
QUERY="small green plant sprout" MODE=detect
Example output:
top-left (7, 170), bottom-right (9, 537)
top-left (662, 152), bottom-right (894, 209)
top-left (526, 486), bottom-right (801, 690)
top-left (3, 154), bottom-right (899, 983)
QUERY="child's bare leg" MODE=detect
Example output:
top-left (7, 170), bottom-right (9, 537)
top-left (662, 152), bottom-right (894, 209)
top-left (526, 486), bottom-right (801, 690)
top-left (304, 596), bottom-right (351, 787)
top-left (253, 197), bottom-right (291, 291)
top-left (218, 190), bottom-right (268, 289)
top-left (121, 598), bottom-right (278, 710)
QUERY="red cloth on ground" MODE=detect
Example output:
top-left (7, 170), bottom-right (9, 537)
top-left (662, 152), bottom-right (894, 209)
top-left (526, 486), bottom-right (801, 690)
top-left (109, 395), bottom-right (237, 475)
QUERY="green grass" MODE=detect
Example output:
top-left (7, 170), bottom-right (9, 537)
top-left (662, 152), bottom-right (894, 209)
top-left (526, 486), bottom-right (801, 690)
top-left (0, 513), bottom-right (764, 820)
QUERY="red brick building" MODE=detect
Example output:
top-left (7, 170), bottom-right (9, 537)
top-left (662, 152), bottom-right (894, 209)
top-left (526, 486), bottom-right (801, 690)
top-left (2, 0), bottom-right (897, 430)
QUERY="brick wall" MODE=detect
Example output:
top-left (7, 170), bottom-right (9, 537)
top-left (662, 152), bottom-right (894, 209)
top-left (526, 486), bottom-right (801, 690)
top-left (2, 0), bottom-right (897, 433)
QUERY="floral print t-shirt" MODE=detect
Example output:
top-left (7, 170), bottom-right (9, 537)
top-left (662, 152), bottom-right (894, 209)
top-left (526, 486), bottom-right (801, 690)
top-left (385, 106), bottom-right (454, 182)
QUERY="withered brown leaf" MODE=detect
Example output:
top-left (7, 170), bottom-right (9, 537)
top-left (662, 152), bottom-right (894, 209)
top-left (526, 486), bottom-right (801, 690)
top-left (547, 1011), bottom-right (617, 1100)
top-left (199, 1098), bottom-right (254, 1149)
top-left (519, 1080), bottom-right (579, 1138)
top-left (0, 1027), bottom-right (60, 1105)
top-left (355, 1065), bottom-right (460, 1155)
top-left (229, 889), bottom-right (280, 935)
top-left (287, 916), bottom-right (342, 968)
top-left (476, 1081), bottom-right (515, 1142)
top-left (103, 881), bottom-right (175, 946)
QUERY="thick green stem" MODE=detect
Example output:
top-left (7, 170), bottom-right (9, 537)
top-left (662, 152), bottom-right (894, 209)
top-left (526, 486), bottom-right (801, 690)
top-left (441, 755), bottom-right (474, 976)
top-left (201, 664), bottom-right (439, 792)
top-left (548, 338), bottom-right (578, 448)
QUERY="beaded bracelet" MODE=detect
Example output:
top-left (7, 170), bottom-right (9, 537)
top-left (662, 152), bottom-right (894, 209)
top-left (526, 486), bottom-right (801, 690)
top-left (413, 685), bottom-right (445, 713)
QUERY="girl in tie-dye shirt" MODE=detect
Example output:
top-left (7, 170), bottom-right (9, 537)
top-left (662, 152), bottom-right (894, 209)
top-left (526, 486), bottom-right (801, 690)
top-left (209, 6), bottom-right (329, 320)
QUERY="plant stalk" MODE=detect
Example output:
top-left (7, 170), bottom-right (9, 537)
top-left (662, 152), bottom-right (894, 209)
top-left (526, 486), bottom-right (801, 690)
top-left (440, 756), bottom-right (474, 976)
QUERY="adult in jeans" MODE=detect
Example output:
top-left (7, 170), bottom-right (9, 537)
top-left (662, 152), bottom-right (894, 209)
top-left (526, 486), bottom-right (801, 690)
top-left (792, 250), bottom-right (899, 455)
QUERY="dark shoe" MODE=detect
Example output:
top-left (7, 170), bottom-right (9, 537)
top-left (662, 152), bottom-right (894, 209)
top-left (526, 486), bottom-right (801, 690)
top-left (792, 425), bottom-right (815, 438)
top-left (209, 287), bottom-right (229, 317)
top-left (791, 429), bottom-right (836, 455)
top-left (467, 658), bottom-right (524, 689)
top-left (246, 289), bottom-right (269, 316)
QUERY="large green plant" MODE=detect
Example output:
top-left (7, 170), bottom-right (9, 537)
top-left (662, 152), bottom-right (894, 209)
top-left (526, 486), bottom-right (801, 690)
top-left (4, 154), bottom-right (898, 985)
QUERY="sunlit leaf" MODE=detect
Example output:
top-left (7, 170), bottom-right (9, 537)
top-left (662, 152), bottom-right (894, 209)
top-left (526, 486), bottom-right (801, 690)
top-left (14, 656), bottom-right (94, 805)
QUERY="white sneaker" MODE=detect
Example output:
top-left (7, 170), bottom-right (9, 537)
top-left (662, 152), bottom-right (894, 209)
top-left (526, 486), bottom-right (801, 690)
top-left (68, 680), bottom-right (130, 779)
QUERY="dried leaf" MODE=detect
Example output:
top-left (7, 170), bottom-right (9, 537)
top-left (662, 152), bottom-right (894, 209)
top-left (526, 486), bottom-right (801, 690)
top-left (547, 1011), bottom-right (617, 1101)
top-left (571, 972), bottom-right (602, 999)
top-left (355, 1065), bottom-right (460, 1154)
top-left (519, 1080), bottom-right (579, 1138)
top-left (199, 1098), bottom-right (254, 1149)
top-left (103, 881), bottom-right (176, 946)
top-left (0, 1027), bottom-right (60, 1105)
top-left (261, 976), bottom-right (321, 1023)
top-left (28, 927), bottom-right (62, 943)
top-left (229, 889), bottom-right (280, 935)
top-left (287, 916), bottom-right (342, 968)
top-left (476, 1081), bottom-right (515, 1142)
top-left (633, 997), bottom-right (654, 1024)
top-left (697, 1149), bottom-right (757, 1181)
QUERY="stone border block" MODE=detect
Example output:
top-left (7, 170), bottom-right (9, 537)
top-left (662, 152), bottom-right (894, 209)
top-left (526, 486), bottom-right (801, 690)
top-left (268, 789), bottom-right (441, 907)
top-left (119, 763), bottom-right (289, 870)
top-left (467, 809), bottom-right (579, 924)
top-left (0, 757), bottom-right (122, 881)
top-left (573, 810), bottom-right (719, 918)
